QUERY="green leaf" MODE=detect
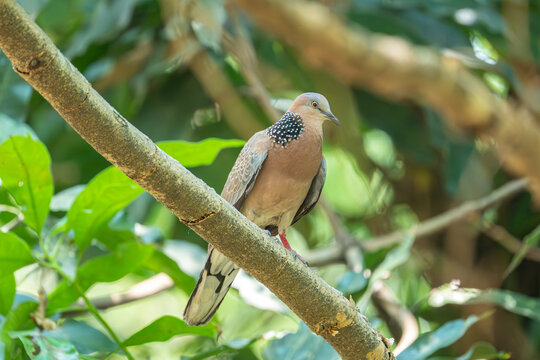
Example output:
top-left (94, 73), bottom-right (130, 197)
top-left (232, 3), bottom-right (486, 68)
top-left (65, 0), bottom-right (142, 58)
top-left (398, 315), bottom-right (479, 360)
top-left (48, 242), bottom-right (154, 311)
top-left (0, 274), bottom-right (15, 316)
top-left (429, 284), bottom-right (540, 322)
top-left (503, 224), bottom-right (540, 278)
top-left (157, 138), bottom-right (244, 167)
top-left (0, 136), bottom-right (53, 233)
top-left (144, 250), bottom-right (195, 292)
top-left (123, 315), bottom-right (215, 347)
top-left (67, 166), bottom-right (144, 250)
top-left (428, 341), bottom-right (509, 360)
top-left (1, 301), bottom-right (38, 359)
top-left (263, 323), bottom-right (339, 360)
top-left (44, 319), bottom-right (116, 355)
top-left (216, 291), bottom-right (297, 344)
top-left (0, 232), bottom-right (34, 277)
top-left (18, 333), bottom-right (79, 360)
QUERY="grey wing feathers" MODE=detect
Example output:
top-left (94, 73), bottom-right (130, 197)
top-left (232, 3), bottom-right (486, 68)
top-left (291, 157), bottom-right (327, 225)
top-left (184, 133), bottom-right (268, 326)
top-left (221, 132), bottom-right (268, 209)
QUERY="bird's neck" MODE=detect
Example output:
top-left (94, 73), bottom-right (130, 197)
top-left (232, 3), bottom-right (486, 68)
top-left (267, 112), bottom-right (305, 147)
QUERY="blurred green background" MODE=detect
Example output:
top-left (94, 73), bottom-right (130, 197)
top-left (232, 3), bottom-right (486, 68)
top-left (1, 0), bottom-right (540, 359)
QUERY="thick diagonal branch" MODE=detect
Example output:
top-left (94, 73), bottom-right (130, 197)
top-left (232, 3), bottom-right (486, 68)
top-left (0, 1), bottom-right (392, 359)
top-left (235, 0), bottom-right (540, 201)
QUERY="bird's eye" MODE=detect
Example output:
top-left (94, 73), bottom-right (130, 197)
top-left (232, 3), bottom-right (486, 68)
top-left (311, 101), bottom-right (319, 108)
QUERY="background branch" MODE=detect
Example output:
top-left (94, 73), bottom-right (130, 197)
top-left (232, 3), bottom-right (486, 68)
top-left (305, 178), bottom-right (528, 266)
top-left (0, 1), bottom-right (392, 359)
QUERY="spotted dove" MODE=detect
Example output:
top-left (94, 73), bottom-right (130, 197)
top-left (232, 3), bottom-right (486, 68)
top-left (183, 93), bottom-right (340, 326)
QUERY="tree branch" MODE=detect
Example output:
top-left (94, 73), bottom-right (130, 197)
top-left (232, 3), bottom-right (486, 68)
top-left (0, 1), bottom-right (392, 358)
top-left (481, 222), bottom-right (540, 263)
top-left (372, 282), bottom-right (418, 356)
top-left (234, 0), bottom-right (540, 201)
top-left (304, 178), bottom-right (528, 265)
top-left (62, 273), bottom-right (175, 317)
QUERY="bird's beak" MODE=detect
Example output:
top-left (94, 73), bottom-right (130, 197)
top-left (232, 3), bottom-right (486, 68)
top-left (323, 111), bottom-right (340, 126)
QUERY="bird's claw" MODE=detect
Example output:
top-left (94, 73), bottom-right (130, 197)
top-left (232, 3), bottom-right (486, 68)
top-left (288, 248), bottom-right (308, 265)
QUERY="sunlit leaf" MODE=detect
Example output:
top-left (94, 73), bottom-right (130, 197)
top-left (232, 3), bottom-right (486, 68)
top-left (157, 138), bottom-right (245, 167)
top-left (0, 275), bottom-right (15, 316)
top-left (263, 323), bottom-right (339, 360)
top-left (0, 233), bottom-right (34, 278)
top-left (0, 136), bottom-right (53, 233)
top-left (123, 315), bottom-right (215, 347)
top-left (67, 167), bottom-right (144, 250)
top-left (429, 284), bottom-right (540, 322)
top-left (398, 316), bottom-right (479, 360)
top-left (48, 242), bottom-right (154, 311)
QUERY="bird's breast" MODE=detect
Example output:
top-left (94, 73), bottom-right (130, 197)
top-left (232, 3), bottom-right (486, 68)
top-left (241, 129), bottom-right (323, 225)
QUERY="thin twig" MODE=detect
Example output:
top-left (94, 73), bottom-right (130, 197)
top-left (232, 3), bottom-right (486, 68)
top-left (0, 204), bottom-right (24, 233)
top-left (319, 199), bottom-right (363, 272)
top-left (482, 223), bottom-right (540, 263)
top-left (305, 179), bottom-right (529, 265)
top-left (363, 178), bottom-right (528, 251)
top-left (372, 282), bottom-right (418, 356)
top-left (62, 273), bottom-right (174, 316)
top-left (222, 11), bottom-right (280, 122)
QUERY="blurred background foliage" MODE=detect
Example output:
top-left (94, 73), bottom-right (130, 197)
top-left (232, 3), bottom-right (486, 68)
top-left (1, 0), bottom-right (540, 359)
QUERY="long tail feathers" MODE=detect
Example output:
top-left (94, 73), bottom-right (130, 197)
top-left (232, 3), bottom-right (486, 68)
top-left (183, 248), bottom-right (239, 326)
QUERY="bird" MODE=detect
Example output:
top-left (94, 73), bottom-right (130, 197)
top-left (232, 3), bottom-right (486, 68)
top-left (183, 92), bottom-right (340, 326)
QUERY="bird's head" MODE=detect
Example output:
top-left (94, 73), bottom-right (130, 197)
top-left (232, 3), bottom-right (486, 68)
top-left (289, 92), bottom-right (340, 126)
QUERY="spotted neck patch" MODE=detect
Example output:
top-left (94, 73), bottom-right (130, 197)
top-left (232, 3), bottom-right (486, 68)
top-left (267, 112), bottom-right (304, 147)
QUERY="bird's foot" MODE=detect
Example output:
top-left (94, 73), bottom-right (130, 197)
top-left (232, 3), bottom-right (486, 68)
top-left (279, 233), bottom-right (308, 265)
top-left (288, 248), bottom-right (308, 265)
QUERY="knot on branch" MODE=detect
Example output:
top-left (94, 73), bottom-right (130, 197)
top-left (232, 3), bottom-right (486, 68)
top-left (13, 50), bottom-right (51, 75)
top-left (315, 312), bottom-right (354, 337)
top-left (180, 201), bottom-right (222, 225)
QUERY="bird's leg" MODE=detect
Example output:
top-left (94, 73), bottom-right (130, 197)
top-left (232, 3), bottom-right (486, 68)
top-left (278, 233), bottom-right (308, 265)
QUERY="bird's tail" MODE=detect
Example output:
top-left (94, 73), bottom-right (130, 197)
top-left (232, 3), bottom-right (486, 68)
top-left (183, 248), bottom-right (240, 326)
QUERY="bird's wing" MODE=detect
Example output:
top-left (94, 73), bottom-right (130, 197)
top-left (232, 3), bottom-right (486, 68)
top-left (291, 156), bottom-right (327, 225)
top-left (221, 131), bottom-right (269, 209)
top-left (183, 132), bottom-right (269, 326)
